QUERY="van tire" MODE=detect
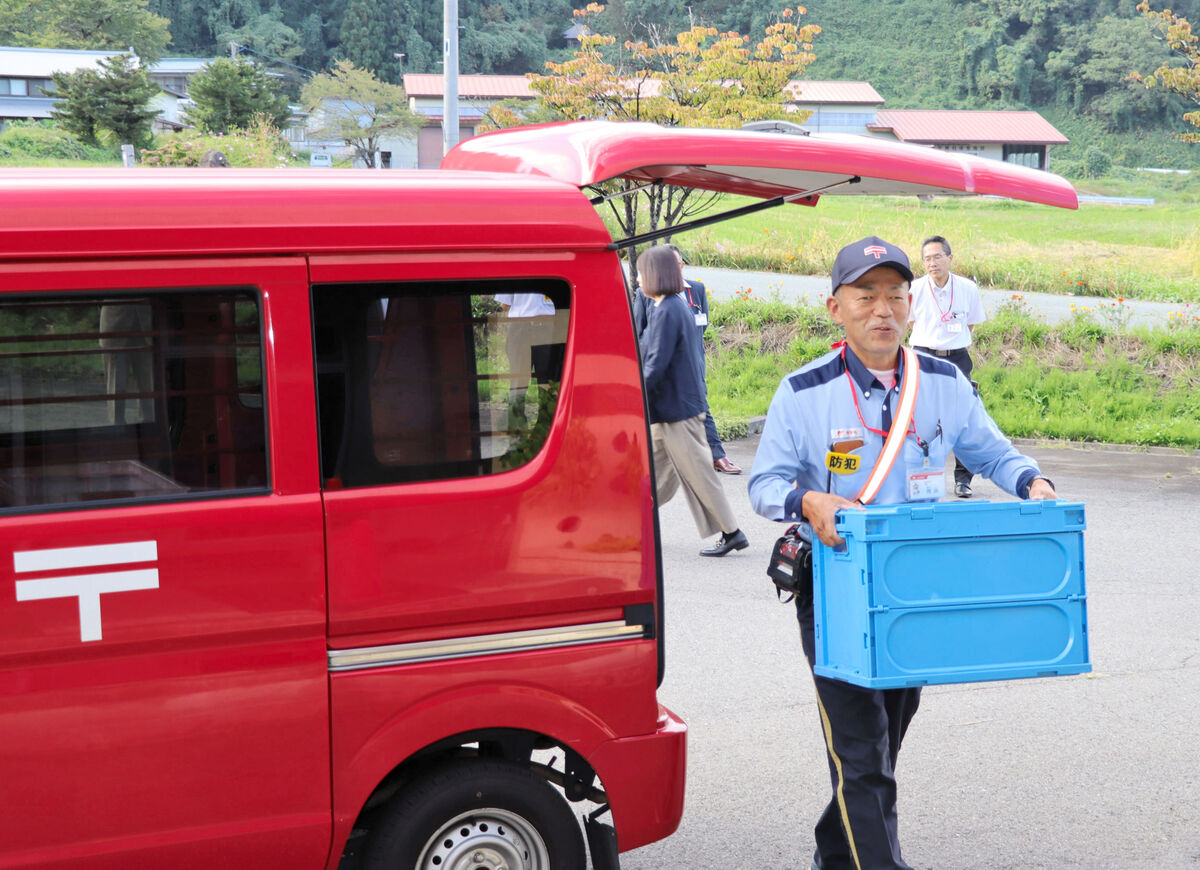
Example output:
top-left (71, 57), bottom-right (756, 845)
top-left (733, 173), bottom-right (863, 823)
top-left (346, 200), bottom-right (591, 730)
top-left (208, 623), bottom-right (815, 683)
top-left (363, 758), bottom-right (587, 870)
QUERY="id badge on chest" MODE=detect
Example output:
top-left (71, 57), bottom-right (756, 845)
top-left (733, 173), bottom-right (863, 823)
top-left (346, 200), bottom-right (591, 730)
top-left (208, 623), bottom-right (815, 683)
top-left (694, 312), bottom-right (708, 327)
top-left (946, 322), bottom-right (963, 334)
top-left (906, 460), bottom-right (945, 501)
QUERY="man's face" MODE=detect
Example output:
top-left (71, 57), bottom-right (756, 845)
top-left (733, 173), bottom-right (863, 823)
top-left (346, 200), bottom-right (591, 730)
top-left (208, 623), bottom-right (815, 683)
top-left (827, 266), bottom-right (911, 368)
top-left (921, 242), bottom-right (952, 285)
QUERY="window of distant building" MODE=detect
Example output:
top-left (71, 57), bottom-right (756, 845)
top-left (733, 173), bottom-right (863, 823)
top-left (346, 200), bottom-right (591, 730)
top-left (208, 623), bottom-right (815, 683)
top-left (0, 78), bottom-right (54, 97)
top-left (1003, 144), bottom-right (1046, 170)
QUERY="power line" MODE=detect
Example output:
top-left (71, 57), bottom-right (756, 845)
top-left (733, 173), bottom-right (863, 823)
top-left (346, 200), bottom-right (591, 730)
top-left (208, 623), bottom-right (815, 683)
top-left (230, 42), bottom-right (317, 77)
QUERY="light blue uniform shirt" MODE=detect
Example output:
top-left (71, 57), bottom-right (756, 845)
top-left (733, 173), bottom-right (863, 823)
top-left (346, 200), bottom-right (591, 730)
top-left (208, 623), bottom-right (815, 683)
top-left (748, 345), bottom-right (1042, 522)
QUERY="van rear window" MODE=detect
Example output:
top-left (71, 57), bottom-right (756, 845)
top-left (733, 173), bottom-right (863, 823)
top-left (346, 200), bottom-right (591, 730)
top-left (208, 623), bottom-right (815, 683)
top-left (0, 292), bottom-right (267, 511)
top-left (313, 279), bottom-right (569, 487)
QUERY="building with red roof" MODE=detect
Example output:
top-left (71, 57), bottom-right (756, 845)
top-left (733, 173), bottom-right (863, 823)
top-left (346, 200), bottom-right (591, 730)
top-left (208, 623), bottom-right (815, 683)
top-left (403, 74), bottom-right (536, 168)
top-left (868, 109), bottom-right (1068, 170)
top-left (783, 80), bottom-right (885, 133)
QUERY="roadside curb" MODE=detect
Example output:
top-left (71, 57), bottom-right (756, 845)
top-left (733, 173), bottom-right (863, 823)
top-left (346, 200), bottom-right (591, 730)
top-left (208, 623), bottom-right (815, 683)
top-left (1008, 437), bottom-right (1200, 458)
top-left (739, 417), bottom-right (1200, 458)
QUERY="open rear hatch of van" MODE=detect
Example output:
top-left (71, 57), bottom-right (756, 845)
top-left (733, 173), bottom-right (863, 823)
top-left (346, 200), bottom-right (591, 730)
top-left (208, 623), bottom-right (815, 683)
top-left (442, 120), bottom-right (1078, 247)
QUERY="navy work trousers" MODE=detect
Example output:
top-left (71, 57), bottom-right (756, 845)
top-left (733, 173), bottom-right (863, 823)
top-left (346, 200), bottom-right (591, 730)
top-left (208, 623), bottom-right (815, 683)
top-left (797, 599), bottom-right (921, 870)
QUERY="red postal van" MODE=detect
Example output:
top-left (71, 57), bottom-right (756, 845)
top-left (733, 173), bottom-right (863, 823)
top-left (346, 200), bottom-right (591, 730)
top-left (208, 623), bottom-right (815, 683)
top-left (0, 121), bottom-right (1075, 870)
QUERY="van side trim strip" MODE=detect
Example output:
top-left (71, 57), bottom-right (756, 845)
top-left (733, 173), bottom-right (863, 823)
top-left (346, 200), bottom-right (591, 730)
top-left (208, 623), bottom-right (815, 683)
top-left (328, 620), bottom-right (647, 672)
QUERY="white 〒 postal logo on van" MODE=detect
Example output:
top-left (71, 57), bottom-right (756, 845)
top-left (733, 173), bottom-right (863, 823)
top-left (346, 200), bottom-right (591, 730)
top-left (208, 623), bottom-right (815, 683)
top-left (14, 541), bottom-right (159, 642)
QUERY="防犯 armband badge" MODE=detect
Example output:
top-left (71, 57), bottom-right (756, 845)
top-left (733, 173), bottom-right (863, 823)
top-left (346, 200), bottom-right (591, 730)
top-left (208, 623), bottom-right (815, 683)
top-left (825, 451), bottom-right (861, 474)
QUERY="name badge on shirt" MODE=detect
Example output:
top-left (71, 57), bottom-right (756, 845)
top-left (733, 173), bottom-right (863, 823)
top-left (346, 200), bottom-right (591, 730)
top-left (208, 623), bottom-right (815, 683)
top-left (826, 451), bottom-right (861, 474)
top-left (694, 312), bottom-right (708, 327)
top-left (947, 322), bottom-right (963, 334)
top-left (906, 468), bottom-right (945, 501)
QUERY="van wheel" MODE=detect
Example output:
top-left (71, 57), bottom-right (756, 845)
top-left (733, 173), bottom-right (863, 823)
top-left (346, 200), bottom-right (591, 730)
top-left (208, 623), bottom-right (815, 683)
top-left (364, 759), bottom-right (587, 870)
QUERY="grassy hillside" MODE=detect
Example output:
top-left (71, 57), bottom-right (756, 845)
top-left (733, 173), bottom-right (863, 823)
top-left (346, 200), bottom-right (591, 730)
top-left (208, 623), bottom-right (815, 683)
top-left (801, 0), bottom-right (1200, 171)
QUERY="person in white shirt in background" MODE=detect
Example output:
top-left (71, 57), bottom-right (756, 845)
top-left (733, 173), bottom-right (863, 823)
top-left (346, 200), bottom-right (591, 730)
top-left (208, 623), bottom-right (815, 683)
top-left (907, 235), bottom-right (987, 498)
top-left (495, 292), bottom-right (560, 427)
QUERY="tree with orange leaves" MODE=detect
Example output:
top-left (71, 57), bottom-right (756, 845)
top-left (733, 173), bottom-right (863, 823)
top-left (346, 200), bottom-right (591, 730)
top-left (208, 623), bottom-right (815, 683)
top-left (1134, 2), bottom-right (1200, 142)
top-left (508, 4), bottom-right (821, 272)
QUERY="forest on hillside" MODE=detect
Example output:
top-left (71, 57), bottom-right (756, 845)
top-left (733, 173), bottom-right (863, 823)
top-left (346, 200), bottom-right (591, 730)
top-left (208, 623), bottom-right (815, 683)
top-left (144, 0), bottom-right (1200, 157)
top-left (4, 0), bottom-right (1197, 165)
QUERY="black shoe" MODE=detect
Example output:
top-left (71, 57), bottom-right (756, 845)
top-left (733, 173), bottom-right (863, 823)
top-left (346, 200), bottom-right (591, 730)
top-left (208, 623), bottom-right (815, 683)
top-left (700, 529), bottom-right (748, 557)
top-left (954, 482), bottom-right (973, 498)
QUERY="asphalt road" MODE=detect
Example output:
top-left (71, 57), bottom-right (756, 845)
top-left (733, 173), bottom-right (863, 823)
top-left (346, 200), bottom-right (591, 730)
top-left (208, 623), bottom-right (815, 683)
top-left (620, 437), bottom-right (1200, 870)
top-left (687, 266), bottom-right (1186, 329)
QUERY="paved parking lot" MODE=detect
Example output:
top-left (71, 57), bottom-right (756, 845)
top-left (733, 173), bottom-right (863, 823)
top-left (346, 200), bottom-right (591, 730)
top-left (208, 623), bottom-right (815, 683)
top-left (621, 437), bottom-right (1200, 870)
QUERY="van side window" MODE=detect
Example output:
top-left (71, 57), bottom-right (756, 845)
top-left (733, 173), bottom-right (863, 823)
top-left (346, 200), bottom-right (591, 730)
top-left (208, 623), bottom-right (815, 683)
top-left (0, 292), bottom-right (267, 511)
top-left (313, 279), bottom-right (570, 487)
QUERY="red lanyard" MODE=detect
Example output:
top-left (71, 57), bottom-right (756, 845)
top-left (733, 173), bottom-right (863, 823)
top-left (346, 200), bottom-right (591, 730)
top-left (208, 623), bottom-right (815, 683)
top-left (683, 282), bottom-right (698, 312)
top-left (928, 275), bottom-right (955, 322)
top-left (843, 347), bottom-right (915, 440)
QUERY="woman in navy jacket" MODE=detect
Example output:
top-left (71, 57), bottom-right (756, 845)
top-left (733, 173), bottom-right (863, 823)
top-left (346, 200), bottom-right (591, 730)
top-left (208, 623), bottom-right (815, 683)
top-left (637, 245), bottom-right (748, 557)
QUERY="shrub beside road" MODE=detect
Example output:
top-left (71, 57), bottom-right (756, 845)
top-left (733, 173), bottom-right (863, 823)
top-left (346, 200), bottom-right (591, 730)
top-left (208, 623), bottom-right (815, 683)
top-left (704, 294), bottom-right (1200, 449)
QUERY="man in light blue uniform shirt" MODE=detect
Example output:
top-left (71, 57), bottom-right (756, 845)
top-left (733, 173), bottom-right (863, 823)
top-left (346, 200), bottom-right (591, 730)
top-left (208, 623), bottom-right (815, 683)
top-left (748, 236), bottom-right (1056, 870)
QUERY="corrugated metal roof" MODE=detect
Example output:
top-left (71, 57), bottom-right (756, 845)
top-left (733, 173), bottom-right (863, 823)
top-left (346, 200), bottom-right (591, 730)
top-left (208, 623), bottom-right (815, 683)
top-left (403, 74), bottom-right (534, 99)
top-left (150, 57), bottom-right (214, 75)
top-left (870, 109), bottom-right (1068, 144)
top-left (784, 80), bottom-right (884, 105)
top-left (0, 46), bottom-right (120, 77)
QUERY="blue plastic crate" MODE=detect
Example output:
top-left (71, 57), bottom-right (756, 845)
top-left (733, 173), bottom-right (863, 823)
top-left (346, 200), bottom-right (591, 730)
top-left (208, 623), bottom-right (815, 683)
top-left (812, 500), bottom-right (1090, 689)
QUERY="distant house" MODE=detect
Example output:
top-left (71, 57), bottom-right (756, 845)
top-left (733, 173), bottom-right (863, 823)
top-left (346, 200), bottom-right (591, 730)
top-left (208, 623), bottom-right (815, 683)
top-left (867, 109), bottom-right (1068, 170)
top-left (402, 73), bottom-right (535, 168)
top-left (295, 98), bottom-right (417, 169)
top-left (783, 80), bottom-right (885, 134)
top-left (0, 45), bottom-right (219, 133)
top-left (145, 57), bottom-right (212, 131)
top-left (562, 22), bottom-right (593, 47)
top-left (0, 46), bottom-right (112, 128)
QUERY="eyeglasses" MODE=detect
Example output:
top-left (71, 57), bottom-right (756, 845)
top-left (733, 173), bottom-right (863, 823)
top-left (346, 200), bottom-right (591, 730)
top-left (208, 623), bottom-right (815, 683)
top-left (922, 253), bottom-right (948, 263)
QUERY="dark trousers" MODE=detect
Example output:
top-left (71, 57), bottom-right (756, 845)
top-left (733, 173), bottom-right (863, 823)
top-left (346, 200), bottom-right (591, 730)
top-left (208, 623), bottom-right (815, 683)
top-left (696, 340), bottom-right (725, 461)
top-left (914, 346), bottom-right (974, 486)
top-left (797, 599), bottom-right (920, 870)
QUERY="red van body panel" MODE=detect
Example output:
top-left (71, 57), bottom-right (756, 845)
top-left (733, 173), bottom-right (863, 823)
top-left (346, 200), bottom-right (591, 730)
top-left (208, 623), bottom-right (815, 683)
top-left (0, 169), bottom-right (682, 868)
top-left (0, 169), bottom-right (613, 261)
top-left (443, 119), bottom-right (1079, 209)
top-left (1, 124), bottom-right (1076, 868)
top-left (0, 257), bottom-right (330, 867)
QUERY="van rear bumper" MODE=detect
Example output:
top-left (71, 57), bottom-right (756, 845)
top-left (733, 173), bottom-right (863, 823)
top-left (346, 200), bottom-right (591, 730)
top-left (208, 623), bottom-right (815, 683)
top-left (589, 705), bottom-right (687, 852)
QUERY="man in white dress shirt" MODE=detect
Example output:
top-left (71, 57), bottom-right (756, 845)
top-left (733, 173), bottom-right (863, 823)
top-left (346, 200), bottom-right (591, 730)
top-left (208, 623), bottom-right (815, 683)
top-left (907, 235), bottom-right (987, 498)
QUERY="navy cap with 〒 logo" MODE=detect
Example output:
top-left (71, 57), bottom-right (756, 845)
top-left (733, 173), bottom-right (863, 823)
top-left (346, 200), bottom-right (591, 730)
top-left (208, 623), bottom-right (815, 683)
top-left (831, 236), bottom-right (914, 292)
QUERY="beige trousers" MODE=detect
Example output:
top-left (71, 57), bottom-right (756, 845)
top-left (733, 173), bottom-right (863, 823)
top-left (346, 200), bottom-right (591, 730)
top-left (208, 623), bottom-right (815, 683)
top-left (651, 413), bottom-right (738, 539)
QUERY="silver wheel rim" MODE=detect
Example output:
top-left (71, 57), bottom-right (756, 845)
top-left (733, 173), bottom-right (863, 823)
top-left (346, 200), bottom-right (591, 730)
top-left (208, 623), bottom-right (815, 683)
top-left (417, 807), bottom-right (551, 870)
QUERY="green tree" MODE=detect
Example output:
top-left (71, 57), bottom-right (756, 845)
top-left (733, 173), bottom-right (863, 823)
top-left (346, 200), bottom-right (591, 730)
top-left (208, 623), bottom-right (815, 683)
top-left (300, 59), bottom-right (421, 167)
top-left (50, 53), bottom-right (160, 147)
top-left (528, 3), bottom-right (820, 270)
top-left (1135, 2), bottom-right (1200, 141)
top-left (185, 56), bottom-right (292, 132)
top-left (0, 0), bottom-right (170, 62)
top-left (224, 6), bottom-right (303, 62)
top-left (339, 0), bottom-right (402, 83)
top-left (147, 0), bottom-right (209, 53)
top-left (1046, 16), bottom-right (1183, 131)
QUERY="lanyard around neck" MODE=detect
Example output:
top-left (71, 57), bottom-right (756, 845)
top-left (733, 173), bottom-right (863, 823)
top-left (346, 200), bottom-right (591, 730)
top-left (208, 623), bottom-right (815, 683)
top-left (842, 346), bottom-right (921, 505)
top-left (928, 274), bottom-right (955, 322)
top-left (843, 348), bottom-right (912, 439)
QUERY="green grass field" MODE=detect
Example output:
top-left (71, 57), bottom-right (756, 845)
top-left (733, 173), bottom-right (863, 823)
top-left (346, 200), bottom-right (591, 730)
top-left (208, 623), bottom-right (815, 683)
top-left (703, 295), bottom-right (1200, 449)
top-left (672, 193), bottom-right (1200, 303)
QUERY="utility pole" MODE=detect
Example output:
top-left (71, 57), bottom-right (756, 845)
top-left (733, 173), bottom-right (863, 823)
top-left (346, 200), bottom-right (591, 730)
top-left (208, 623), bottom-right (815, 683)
top-left (443, 0), bottom-right (459, 155)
